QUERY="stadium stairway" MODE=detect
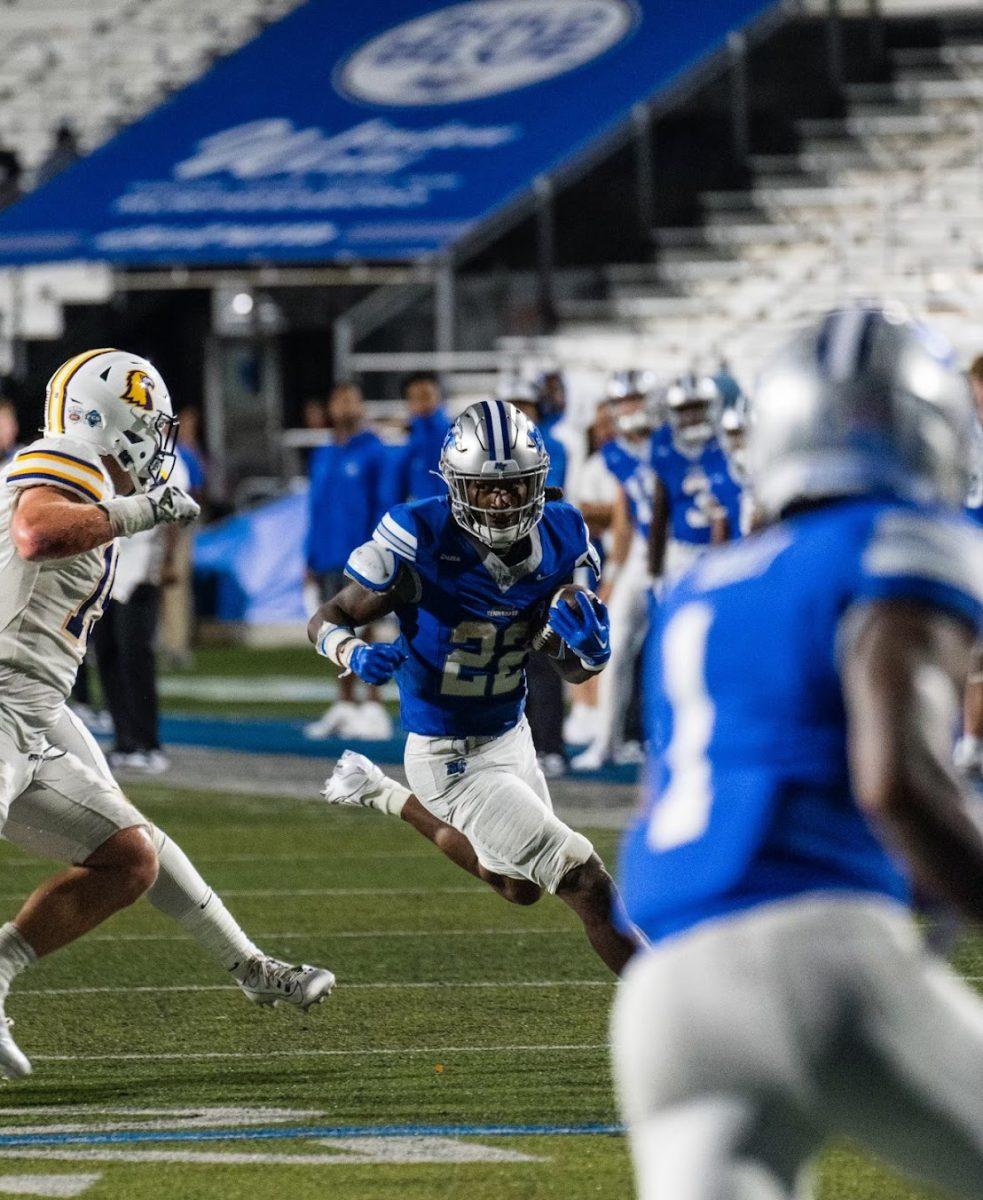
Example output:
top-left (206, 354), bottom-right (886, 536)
top-left (549, 19), bottom-right (983, 379)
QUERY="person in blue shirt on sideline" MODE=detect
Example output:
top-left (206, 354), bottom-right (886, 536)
top-left (394, 372), bottom-right (451, 503)
top-left (613, 306), bottom-right (983, 1200)
top-left (312, 400), bottom-right (638, 974)
top-left (304, 381), bottom-right (391, 742)
top-left (955, 355), bottom-right (983, 784)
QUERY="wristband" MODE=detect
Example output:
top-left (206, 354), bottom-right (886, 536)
top-left (98, 495), bottom-right (156, 538)
top-left (314, 622), bottom-right (367, 674)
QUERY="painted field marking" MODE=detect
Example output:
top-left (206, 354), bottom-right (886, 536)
top-left (31, 1042), bottom-right (605, 1064)
top-left (0, 1109), bottom-right (323, 1138)
top-left (83, 927), bottom-right (579, 942)
top-left (13, 979), bottom-right (609, 997)
top-left (0, 888), bottom-right (486, 902)
top-left (0, 1175), bottom-right (100, 1197)
top-left (0, 1144), bottom-right (536, 1167)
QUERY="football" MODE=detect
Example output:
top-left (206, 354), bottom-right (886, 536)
top-left (531, 582), bottom-right (598, 653)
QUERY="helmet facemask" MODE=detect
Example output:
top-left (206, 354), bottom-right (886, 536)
top-left (446, 465), bottom-right (548, 550)
top-left (439, 400), bottom-right (550, 551)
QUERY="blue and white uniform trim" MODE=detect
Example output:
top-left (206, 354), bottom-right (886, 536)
top-left (373, 513), bottom-right (418, 563)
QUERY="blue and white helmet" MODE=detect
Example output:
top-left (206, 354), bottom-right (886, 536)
top-left (665, 373), bottom-right (722, 457)
top-left (750, 305), bottom-right (975, 518)
top-left (439, 399), bottom-right (549, 550)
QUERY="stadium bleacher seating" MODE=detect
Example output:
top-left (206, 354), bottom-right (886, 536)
top-left (529, 26), bottom-right (983, 383)
top-left (0, 0), bottom-right (301, 178)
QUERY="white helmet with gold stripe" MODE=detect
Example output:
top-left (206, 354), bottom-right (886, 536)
top-left (43, 348), bottom-right (178, 494)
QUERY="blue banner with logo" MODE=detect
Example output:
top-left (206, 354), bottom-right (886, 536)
top-left (0, 0), bottom-right (773, 266)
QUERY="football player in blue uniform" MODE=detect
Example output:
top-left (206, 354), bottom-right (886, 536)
top-left (572, 381), bottom-right (655, 771)
top-left (612, 307), bottom-right (983, 1199)
top-left (648, 374), bottom-right (740, 582)
top-left (956, 359), bottom-right (983, 784)
top-left (311, 400), bottom-right (638, 974)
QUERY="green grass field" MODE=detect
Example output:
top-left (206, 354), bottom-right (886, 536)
top-left (0, 780), bottom-right (966, 1199)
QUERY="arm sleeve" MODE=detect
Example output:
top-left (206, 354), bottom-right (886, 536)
top-left (853, 510), bottom-right (983, 635)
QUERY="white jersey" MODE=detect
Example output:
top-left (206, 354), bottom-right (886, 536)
top-left (0, 436), bottom-right (116, 724)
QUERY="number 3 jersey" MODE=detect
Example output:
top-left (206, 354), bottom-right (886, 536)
top-left (0, 437), bottom-right (116, 732)
top-left (618, 497), bottom-right (983, 946)
top-left (349, 496), bottom-right (599, 737)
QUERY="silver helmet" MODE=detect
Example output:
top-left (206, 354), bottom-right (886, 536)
top-left (750, 305), bottom-right (974, 518)
top-left (719, 393), bottom-right (750, 482)
top-left (665, 373), bottom-right (722, 456)
top-left (439, 399), bottom-right (549, 550)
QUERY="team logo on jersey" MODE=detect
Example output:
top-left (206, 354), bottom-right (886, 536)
top-left (121, 370), bottom-right (155, 411)
top-left (67, 406), bottom-right (82, 423)
top-left (338, 0), bottom-right (637, 106)
top-left (85, 408), bottom-right (103, 428)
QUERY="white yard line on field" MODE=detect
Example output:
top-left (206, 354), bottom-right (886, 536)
top-left (0, 886), bottom-right (486, 902)
top-left (84, 927), bottom-right (579, 941)
top-left (31, 1042), bottom-right (605, 1063)
top-left (13, 979), bottom-right (610, 997)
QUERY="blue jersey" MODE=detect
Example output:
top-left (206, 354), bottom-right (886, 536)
top-left (359, 497), bottom-right (599, 737)
top-left (306, 429), bottom-right (387, 573)
top-left (601, 440), bottom-right (654, 538)
top-left (619, 498), bottom-right (983, 945)
top-left (400, 408), bottom-right (452, 502)
top-left (650, 426), bottom-right (741, 543)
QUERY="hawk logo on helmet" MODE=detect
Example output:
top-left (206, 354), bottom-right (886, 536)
top-left (121, 370), bottom-right (156, 411)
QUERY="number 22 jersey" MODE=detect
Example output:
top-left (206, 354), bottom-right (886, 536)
top-left (349, 496), bottom-right (599, 737)
top-left (618, 497), bottom-right (983, 945)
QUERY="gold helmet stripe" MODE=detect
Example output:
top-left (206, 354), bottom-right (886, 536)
top-left (45, 347), bottom-right (117, 434)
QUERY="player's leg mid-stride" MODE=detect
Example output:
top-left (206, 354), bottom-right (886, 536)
top-left (322, 745), bottom-right (637, 976)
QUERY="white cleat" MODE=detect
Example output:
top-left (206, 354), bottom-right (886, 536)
top-left (570, 741), bottom-right (608, 772)
top-left (349, 700), bottom-right (394, 741)
top-left (320, 749), bottom-right (388, 809)
top-left (0, 999), bottom-right (32, 1079)
top-left (238, 956), bottom-right (335, 1012)
top-left (303, 701), bottom-right (356, 741)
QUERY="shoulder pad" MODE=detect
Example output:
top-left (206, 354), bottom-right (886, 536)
top-left (372, 506), bottom-right (418, 562)
top-left (863, 510), bottom-right (983, 603)
top-left (345, 541), bottom-right (402, 592)
top-left (5, 437), bottom-right (108, 503)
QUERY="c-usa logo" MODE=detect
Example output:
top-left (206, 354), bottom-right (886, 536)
top-left (339, 0), bottom-right (637, 107)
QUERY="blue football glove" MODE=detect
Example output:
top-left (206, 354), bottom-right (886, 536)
top-left (547, 591), bottom-right (611, 669)
top-left (348, 641), bottom-right (406, 685)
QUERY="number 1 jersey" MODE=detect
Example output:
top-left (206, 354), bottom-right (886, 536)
top-left (354, 496), bottom-right (598, 737)
top-left (619, 497), bottom-right (983, 945)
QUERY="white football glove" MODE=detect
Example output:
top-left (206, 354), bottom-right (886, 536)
top-left (100, 484), bottom-right (200, 538)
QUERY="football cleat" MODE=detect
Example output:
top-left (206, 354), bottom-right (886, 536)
top-left (238, 956), bottom-right (335, 1012)
top-left (320, 749), bottom-right (387, 809)
top-left (303, 701), bottom-right (356, 741)
top-left (0, 998), bottom-right (32, 1079)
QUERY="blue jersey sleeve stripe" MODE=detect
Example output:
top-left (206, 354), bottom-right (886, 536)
top-left (381, 514), bottom-right (417, 549)
top-left (374, 526), bottom-right (415, 562)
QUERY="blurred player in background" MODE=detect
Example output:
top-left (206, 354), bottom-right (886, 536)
top-left (0, 398), bottom-right (21, 468)
top-left (613, 307), bottom-right (983, 1200)
top-left (0, 350), bottom-right (334, 1077)
top-left (314, 400), bottom-right (637, 973)
top-left (304, 380), bottom-right (392, 741)
top-left (955, 354), bottom-right (983, 784)
top-left (648, 373), bottom-right (739, 583)
top-left (571, 372), bottom-right (656, 771)
top-left (565, 396), bottom-right (621, 746)
top-left (506, 376), bottom-right (568, 776)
